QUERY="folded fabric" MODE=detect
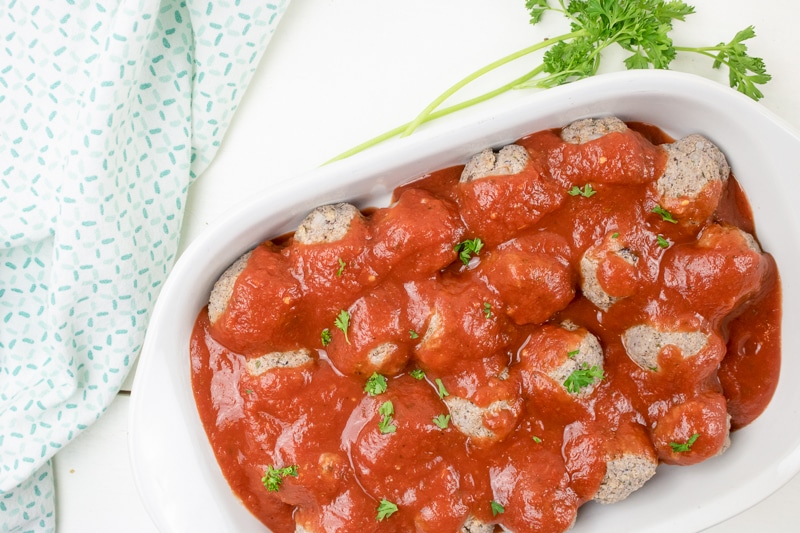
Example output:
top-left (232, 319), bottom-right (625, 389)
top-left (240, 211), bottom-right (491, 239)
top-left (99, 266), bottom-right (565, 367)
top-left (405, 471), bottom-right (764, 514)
top-left (0, 0), bottom-right (290, 530)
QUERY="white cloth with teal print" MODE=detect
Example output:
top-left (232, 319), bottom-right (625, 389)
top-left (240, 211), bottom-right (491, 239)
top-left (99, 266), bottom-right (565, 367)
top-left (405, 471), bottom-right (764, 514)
top-left (0, 1), bottom-right (290, 530)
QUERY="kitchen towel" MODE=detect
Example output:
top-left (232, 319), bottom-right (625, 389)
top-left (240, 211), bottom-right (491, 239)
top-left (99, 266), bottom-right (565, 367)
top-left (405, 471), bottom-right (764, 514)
top-left (0, 0), bottom-right (290, 530)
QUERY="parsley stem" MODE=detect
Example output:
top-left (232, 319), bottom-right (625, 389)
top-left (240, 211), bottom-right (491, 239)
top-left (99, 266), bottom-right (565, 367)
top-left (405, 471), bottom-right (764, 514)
top-left (400, 30), bottom-right (584, 138)
top-left (325, 63), bottom-right (548, 164)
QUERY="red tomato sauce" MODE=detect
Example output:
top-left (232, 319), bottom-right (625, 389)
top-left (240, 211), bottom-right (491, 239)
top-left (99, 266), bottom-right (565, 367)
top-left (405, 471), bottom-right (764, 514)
top-left (190, 122), bottom-right (781, 533)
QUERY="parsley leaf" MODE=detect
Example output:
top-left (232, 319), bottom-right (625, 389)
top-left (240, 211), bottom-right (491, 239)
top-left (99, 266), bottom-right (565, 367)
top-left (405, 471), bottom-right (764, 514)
top-left (409, 329), bottom-right (419, 339)
top-left (378, 401), bottom-right (397, 434)
top-left (376, 498), bottom-right (399, 521)
top-left (336, 257), bottom-right (346, 277)
top-left (410, 368), bottom-right (426, 380)
top-left (652, 205), bottom-right (678, 223)
top-left (657, 234), bottom-right (670, 248)
top-left (568, 183), bottom-right (597, 197)
top-left (490, 500), bottom-right (505, 516)
top-left (334, 309), bottom-right (351, 344)
top-left (532, 435), bottom-right (542, 443)
top-left (563, 363), bottom-right (605, 394)
top-left (454, 238), bottom-right (484, 265)
top-left (483, 301), bottom-right (493, 318)
top-left (365, 372), bottom-right (388, 396)
top-left (320, 328), bottom-right (332, 347)
top-left (433, 413), bottom-right (451, 429)
top-left (261, 464), bottom-right (298, 492)
top-left (669, 432), bottom-right (700, 452)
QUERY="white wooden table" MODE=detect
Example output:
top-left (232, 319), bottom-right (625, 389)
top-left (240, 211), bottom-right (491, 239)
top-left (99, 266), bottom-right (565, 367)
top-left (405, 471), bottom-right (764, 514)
top-left (52, 1), bottom-right (800, 531)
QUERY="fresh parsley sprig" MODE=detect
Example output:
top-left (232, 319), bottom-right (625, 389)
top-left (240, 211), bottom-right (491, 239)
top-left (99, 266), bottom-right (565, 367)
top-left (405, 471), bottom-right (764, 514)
top-left (328, 0), bottom-right (770, 163)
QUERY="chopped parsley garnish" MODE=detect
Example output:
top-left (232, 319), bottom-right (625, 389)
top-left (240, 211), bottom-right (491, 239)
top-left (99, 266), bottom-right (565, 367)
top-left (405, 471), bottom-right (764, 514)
top-left (261, 464), bottom-right (298, 492)
top-left (336, 257), bottom-right (346, 276)
top-left (335, 309), bottom-right (351, 344)
top-left (410, 368), bottom-right (426, 380)
top-left (245, 389), bottom-right (253, 395)
top-left (454, 238), bottom-right (484, 265)
top-left (567, 349), bottom-right (579, 359)
top-left (563, 363), bottom-right (605, 394)
top-left (490, 500), bottom-right (505, 516)
top-left (376, 498), bottom-right (399, 521)
top-left (435, 378), bottom-right (449, 399)
top-left (652, 205), bottom-right (678, 223)
top-left (568, 183), bottom-right (597, 198)
top-left (532, 435), bottom-right (542, 443)
top-left (378, 401), bottom-right (397, 434)
top-left (320, 328), bottom-right (332, 346)
top-left (657, 234), bottom-right (671, 248)
top-left (611, 232), bottom-right (620, 239)
top-left (433, 413), bottom-right (451, 429)
top-left (409, 329), bottom-right (419, 339)
top-left (365, 372), bottom-right (388, 396)
top-left (483, 301), bottom-right (493, 318)
top-left (670, 432), bottom-right (700, 453)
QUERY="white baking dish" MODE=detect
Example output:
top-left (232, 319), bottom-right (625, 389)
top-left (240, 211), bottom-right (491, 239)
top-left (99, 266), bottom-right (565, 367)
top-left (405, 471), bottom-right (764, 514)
top-left (129, 69), bottom-right (800, 532)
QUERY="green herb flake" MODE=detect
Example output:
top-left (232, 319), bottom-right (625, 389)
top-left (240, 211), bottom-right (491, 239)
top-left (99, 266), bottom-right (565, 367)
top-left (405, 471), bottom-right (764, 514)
top-left (670, 432), bottom-right (700, 453)
top-left (365, 372), bottom-right (388, 396)
top-left (490, 500), bottom-right (505, 517)
top-left (532, 435), bottom-right (542, 443)
top-left (334, 309), bottom-right (351, 344)
top-left (320, 328), bottom-right (332, 347)
top-left (657, 234), bottom-right (671, 248)
top-left (433, 413), bottom-right (451, 429)
top-left (261, 464), bottom-right (298, 492)
top-left (563, 363), bottom-right (605, 394)
top-left (483, 301), bottom-right (493, 318)
top-left (409, 329), bottom-right (419, 339)
top-left (568, 184), bottom-right (597, 198)
top-left (376, 498), bottom-right (399, 521)
top-left (378, 400), bottom-right (397, 434)
top-left (454, 238), bottom-right (484, 265)
top-left (435, 378), bottom-right (450, 399)
top-left (567, 349), bottom-right (579, 359)
top-left (652, 205), bottom-right (678, 223)
top-left (612, 232), bottom-right (620, 239)
top-left (410, 368), bottom-right (426, 380)
top-left (336, 257), bottom-right (346, 277)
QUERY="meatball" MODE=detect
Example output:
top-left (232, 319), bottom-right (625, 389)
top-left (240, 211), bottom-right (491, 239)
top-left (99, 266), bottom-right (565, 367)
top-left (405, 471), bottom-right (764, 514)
top-left (461, 515), bottom-right (494, 533)
top-left (348, 380), bottom-right (470, 532)
top-left (246, 349), bottom-right (314, 376)
top-left (370, 188), bottom-right (465, 277)
top-left (518, 323), bottom-right (605, 398)
top-left (208, 250), bottom-right (252, 325)
top-left (560, 117), bottom-right (628, 145)
top-left (662, 224), bottom-right (766, 321)
top-left (457, 145), bottom-right (563, 246)
top-left (460, 144), bottom-right (530, 182)
top-left (651, 392), bottom-right (731, 466)
top-left (621, 324), bottom-right (708, 372)
top-left (480, 233), bottom-right (575, 325)
top-left (444, 395), bottom-right (520, 444)
top-left (294, 203), bottom-right (364, 245)
top-left (208, 243), bottom-right (303, 354)
top-left (413, 280), bottom-right (511, 374)
top-left (325, 283), bottom-right (412, 377)
top-left (579, 232), bottom-right (640, 311)
top-left (654, 134), bottom-right (730, 224)
top-left (593, 422), bottom-right (658, 504)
